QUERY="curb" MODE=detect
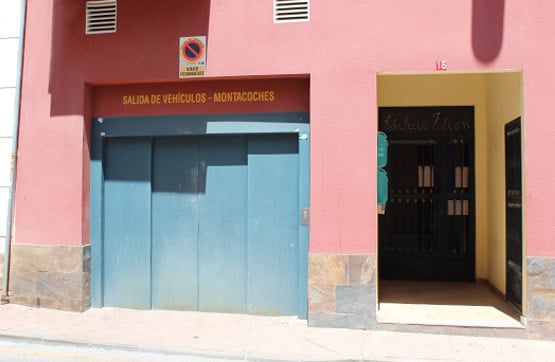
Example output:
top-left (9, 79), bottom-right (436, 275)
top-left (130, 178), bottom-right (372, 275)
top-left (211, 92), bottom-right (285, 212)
top-left (0, 333), bottom-right (389, 362)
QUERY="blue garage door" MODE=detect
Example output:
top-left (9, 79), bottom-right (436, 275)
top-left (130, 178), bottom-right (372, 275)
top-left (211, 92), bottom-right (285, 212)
top-left (102, 134), bottom-right (301, 316)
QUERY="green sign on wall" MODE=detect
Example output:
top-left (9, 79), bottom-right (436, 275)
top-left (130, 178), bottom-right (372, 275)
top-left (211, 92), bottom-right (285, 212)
top-left (378, 168), bottom-right (388, 205)
top-left (377, 131), bottom-right (388, 168)
top-left (377, 132), bottom-right (388, 205)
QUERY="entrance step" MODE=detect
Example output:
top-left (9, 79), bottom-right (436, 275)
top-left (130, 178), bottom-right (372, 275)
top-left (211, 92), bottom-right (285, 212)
top-left (377, 302), bottom-right (523, 328)
top-left (378, 280), bottom-right (524, 328)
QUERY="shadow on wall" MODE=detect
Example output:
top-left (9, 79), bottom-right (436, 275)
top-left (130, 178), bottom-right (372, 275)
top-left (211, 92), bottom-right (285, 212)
top-left (48, 0), bottom-right (212, 116)
top-left (472, 0), bottom-right (505, 62)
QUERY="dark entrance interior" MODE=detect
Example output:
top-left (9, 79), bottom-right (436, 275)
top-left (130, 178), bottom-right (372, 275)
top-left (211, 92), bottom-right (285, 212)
top-left (505, 117), bottom-right (523, 311)
top-left (379, 107), bottom-right (475, 281)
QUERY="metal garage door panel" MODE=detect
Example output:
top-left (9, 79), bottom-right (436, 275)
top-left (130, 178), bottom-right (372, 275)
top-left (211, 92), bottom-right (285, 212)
top-left (103, 138), bottom-right (152, 308)
top-left (100, 133), bottom-right (305, 315)
top-left (151, 138), bottom-right (199, 310)
top-left (247, 134), bottom-right (299, 315)
top-left (197, 136), bottom-right (248, 313)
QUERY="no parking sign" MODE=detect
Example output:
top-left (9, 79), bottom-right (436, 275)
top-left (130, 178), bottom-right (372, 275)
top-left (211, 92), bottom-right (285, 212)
top-left (179, 36), bottom-right (206, 78)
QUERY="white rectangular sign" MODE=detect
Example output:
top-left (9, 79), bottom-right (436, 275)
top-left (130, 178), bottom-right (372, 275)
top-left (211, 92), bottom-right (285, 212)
top-left (179, 36), bottom-right (206, 78)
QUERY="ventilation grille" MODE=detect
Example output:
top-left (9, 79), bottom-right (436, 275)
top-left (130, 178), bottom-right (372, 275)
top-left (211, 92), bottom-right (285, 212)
top-left (86, 0), bottom-right (117, 34)
top-left (274, 0), bottom-right (309, 23)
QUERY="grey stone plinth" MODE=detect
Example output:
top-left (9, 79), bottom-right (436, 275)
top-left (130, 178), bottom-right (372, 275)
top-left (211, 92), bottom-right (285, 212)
top-left (308, 253), bottom-right (377, 329)
top-left (527, 256), bottom-right (555, 322)
top-left (9, 244), bottom-right (91, 312)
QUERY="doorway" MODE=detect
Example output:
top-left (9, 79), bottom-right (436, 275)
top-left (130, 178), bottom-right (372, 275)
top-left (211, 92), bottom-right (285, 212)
top-left (91, 112), bottom-right (310, 318)
top-left (376, 71), bottom-right (525, 327)
top-left (378, 107), bottom-right (475, 281)
top-left (505, 117), bottom-right (523, 311)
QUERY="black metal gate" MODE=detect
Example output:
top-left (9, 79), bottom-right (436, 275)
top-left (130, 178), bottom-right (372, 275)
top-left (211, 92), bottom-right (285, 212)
top-left (505, 117), bottom-right (522, 311)
top-left (379, 107), bottom-right (475, 281)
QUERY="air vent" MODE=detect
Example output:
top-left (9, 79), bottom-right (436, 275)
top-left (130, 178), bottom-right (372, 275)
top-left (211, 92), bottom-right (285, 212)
top-left (274, 0), bottom-right (309, 23)
top-left (86, 0), bottom-right (117, 34)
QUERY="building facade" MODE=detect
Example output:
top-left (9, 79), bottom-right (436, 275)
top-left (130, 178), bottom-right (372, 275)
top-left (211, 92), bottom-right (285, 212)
top-left (7, 0), bottom-right (555, 330)
top-left (0, 0), bottom-right (23, 292)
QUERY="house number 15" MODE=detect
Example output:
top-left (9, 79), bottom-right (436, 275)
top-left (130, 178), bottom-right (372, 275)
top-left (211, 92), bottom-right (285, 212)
top-left (436, 60), bottom-right (447, 71)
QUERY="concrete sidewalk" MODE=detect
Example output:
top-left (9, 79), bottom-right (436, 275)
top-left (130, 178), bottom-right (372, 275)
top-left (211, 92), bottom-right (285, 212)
top-left (1, 304), bottom-right (555, 361)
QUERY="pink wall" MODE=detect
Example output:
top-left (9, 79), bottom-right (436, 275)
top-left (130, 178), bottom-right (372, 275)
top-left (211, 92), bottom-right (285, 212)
top-left (17, 0), bottom-right (211, 246)
top-left (17, 1), bottom-right (555, 256)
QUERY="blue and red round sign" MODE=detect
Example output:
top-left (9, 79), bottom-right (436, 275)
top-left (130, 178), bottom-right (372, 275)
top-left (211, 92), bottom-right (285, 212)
top-left (180, 38), bottom-right (204, 63)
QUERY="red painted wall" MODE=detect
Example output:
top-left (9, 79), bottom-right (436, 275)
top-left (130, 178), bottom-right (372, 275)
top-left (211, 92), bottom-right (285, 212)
top-left (17, 0), bottom-right (555, 257)
top-left (18, 0), bottom-right (212, 246)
